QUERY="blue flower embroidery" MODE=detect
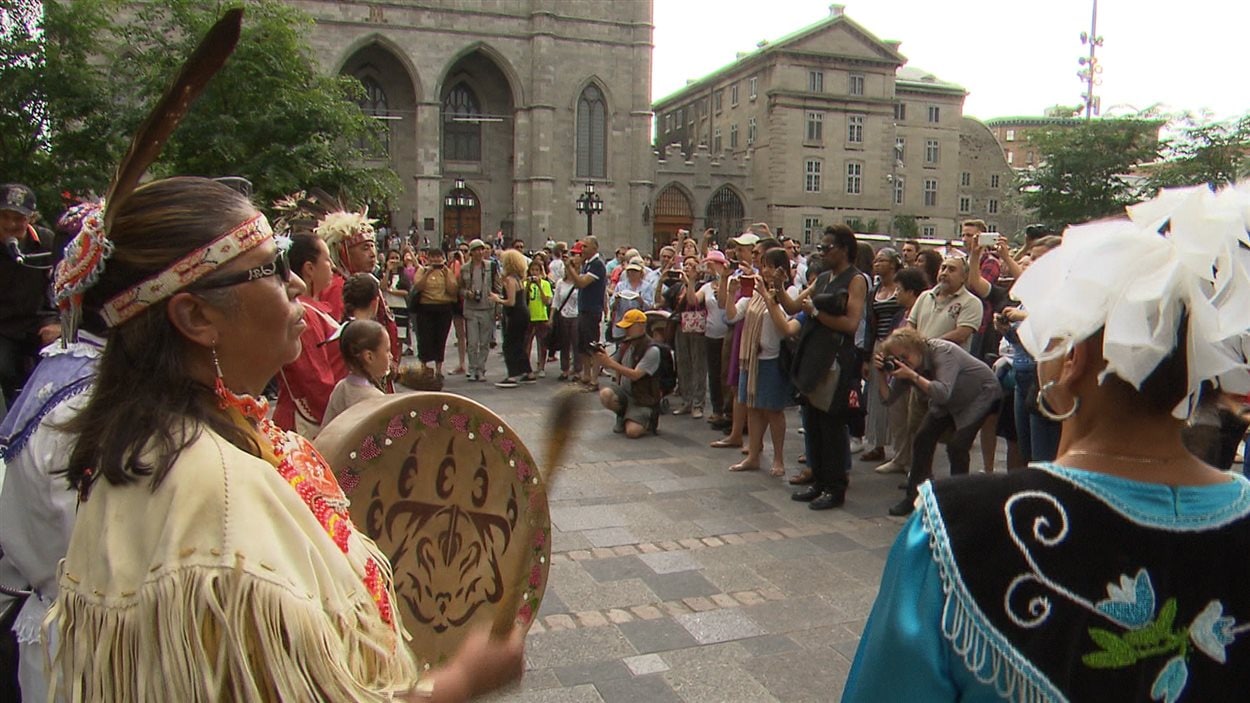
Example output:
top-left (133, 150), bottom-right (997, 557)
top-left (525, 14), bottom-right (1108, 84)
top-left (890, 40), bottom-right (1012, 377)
top-left (1150, 656), bottom-right (1188, 703)
top-left (1189, 600), bottom-right (1236, 664)
top-left (1095, 568), bottom-right (1156, 629)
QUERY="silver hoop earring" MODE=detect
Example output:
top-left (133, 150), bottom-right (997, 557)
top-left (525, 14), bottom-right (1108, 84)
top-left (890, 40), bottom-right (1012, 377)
top-left (1036, 380), bottom-right (1079, 422)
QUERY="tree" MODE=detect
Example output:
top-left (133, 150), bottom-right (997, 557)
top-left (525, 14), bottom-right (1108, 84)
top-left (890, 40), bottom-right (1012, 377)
top-left (0, 0), bottom-right (125, 222)
top-left (112, 0), bottom-right (397, 208)
top-left (1147, 112), bottom-right (1250, 191)
top-left (891, 215), bottom-right (918, 239)
top-left (2, 0), bottom-right (396, 222)
top-left (1018, 119), bottom-right (1161, 228)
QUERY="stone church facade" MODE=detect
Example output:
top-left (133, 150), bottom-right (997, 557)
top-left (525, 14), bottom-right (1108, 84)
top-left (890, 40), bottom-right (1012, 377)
top-left (291, 0), bottom-right (655, 251)
top-left (292, 2), bottom-right (1016, 253)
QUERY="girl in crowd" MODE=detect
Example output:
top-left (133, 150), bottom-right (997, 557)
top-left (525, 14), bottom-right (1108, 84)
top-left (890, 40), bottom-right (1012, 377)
top-left (381, 249), bottom-right (412, 356)
top-left (671, 255), bottom-right (707, 418)
top-left (342, 272), bottom-right (381, 322)
top-left (410, 246), bottom-right (459, 378)
top-left (322, 319), bottom-right (390, 426)
top-left (448, 247), bottom-right (468, 375)
top-left (860, 248), bottom-right (904, 463)
top-left (725, 248), bottom-right (798, 477)
top-left (553, 260), bottom-right (582, 381)
top-left (491, 249), bottom-right (533, 388)
top-left (694, 250), bottom-right (732, 426)
top-left (523, 258), bottom-right (553, 378)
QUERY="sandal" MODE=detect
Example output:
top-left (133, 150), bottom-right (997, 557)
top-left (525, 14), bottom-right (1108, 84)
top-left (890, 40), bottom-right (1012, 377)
top-left (710, 439), bottom-right (742, 448)
top-left (729, 462), bottom-right (760, 472)
top-left (789, 469), bottom-right (814, 485)
top-left (859, 447), bottom-right (886, 462)
top-left (769, 467), bottom-right (786, 478)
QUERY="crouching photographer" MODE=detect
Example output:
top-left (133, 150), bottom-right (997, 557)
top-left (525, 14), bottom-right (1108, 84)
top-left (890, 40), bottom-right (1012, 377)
top-left (595, 309), bottom-right (663, 438)
top-left (877, 327), bottom-right (1000, 516)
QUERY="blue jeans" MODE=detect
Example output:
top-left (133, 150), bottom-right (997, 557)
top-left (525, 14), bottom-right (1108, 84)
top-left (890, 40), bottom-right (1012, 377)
top-left (1014, 369), bottom-right (1061, 463)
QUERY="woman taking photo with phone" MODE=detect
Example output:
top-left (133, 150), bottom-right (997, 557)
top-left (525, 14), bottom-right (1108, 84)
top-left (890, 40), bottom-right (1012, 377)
top-left (724, 248), bottom-right (799, 477)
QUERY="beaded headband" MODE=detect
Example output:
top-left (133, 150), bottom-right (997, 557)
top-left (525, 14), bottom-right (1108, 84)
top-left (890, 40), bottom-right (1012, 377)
top-left (99, 212), bottom-right (273, 327)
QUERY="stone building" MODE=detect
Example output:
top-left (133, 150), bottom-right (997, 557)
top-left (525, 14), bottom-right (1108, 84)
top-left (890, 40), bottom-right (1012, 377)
top-left (650, 144), bottom-right (751, 250)
top-left (984, 115), bottom-right (1083, 170)
top-left (290, 0), bottom-right (655, 251)
top-left (651, 5), bottom-right (1006, 244)
top-left (957, 117), bottom-right (1026, 236)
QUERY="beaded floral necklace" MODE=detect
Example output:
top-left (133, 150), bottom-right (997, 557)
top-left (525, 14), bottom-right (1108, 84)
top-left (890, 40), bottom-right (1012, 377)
top-left (216, 379), bottom-right (393, 624)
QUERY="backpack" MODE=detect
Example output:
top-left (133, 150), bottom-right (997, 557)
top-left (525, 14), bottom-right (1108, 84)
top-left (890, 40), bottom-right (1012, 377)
top-left (652, 341), bottom-right (678, 397)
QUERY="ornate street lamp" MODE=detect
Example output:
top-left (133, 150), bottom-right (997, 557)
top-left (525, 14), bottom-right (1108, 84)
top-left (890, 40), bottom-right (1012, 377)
top-left (443, 177), bottom-right (476, 247)
top-left (574, 182), bottom-right (604, 237)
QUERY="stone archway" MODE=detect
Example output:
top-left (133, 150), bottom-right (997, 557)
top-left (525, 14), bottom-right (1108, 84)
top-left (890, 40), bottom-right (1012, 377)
top-left (652, 184), bottom-right (694, 255)
top-left (339, 41), bottom-right (419, 229)
top-left (440, 49), bottom-right (516, 242)
top-left (705, 185), bottom-right (746, 249)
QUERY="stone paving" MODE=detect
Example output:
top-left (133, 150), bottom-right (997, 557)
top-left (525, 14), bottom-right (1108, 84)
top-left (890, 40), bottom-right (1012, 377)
top-left (429, 351), bottom-right (979, 702)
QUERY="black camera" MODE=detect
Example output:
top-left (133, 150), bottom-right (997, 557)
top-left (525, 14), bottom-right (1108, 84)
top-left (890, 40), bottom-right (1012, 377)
top-left (881, 356), bottom-right (899, 373)
top-left (468, 290), bottom-right (483, 302)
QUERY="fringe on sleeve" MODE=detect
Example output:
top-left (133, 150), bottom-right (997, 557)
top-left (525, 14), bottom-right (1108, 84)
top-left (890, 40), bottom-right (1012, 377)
top-left (45, 553), bottom-right (419, 703)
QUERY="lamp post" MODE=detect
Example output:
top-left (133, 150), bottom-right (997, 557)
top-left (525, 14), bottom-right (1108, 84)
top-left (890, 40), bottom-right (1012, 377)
top-left (574, 182), bottom-right (603, 237)
top-left (443, 177), bottom-right (476, 249)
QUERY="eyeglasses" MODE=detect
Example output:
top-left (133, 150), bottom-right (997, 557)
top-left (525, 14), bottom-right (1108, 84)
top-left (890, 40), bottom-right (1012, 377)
top-left (192, 249), bottom-right (291, 290)
top-left (815, 244), bottom-right (833, 252)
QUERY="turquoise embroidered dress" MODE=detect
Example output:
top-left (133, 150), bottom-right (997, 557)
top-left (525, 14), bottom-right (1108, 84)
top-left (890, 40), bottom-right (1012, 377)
top-left (843, 464), bottom-right (1250, 702)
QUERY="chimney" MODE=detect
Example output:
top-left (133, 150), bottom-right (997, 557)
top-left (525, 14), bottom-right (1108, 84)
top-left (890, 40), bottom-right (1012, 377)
top-left (830, 4), bottom-right (845, 17)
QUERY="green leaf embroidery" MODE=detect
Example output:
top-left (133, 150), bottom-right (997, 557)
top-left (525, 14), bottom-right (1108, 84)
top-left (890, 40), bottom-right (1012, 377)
top-left (1083, 649), bottom-right (1137, 668)
top-left (1124, 599), bottom-right (1177, 648)
top-left (1086, 627), bottom-right (1137, 667)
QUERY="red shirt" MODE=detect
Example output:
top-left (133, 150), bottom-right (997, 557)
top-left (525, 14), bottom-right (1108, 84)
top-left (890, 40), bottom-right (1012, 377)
top-left (274, 297), bottom-right (346, 430)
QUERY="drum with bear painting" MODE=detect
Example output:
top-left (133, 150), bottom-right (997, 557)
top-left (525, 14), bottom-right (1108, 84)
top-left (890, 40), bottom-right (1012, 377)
top-left (314, 393), bottom-right (551, 670)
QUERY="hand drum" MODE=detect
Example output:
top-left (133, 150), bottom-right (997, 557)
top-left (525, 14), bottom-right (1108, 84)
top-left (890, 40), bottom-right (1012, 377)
top-left (315, 393), bottom-right (551, 670)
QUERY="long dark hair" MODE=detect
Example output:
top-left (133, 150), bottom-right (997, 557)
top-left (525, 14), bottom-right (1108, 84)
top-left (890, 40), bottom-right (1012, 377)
top-left (65, 177), bottom-right (261, 497)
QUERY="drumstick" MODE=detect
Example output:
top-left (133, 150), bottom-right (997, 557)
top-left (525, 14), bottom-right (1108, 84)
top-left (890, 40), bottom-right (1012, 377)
top-left (491, 387), bottom-right (582, 638)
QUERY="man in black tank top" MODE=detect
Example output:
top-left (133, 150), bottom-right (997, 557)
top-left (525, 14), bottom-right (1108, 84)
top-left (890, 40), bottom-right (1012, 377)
top-left (777, 225), bottom-right (868, 510)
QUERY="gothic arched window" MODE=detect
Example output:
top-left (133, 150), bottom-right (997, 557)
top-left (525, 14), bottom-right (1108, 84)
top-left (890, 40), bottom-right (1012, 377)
top-left (443, 83), bottom-right (481, 162)
top-left (358, 75), bottom-right (390, 154)
top-left (576, 84), bottom-right (607, 179)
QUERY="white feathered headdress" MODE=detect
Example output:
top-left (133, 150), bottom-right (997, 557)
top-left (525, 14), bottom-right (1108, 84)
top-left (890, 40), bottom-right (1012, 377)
top-left (1012, 182), bottom-right (1250, 419)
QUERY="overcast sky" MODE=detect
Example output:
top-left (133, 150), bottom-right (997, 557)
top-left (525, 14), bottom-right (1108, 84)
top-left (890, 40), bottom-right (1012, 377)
top-left (653, 0), bottom-right (1248, 121)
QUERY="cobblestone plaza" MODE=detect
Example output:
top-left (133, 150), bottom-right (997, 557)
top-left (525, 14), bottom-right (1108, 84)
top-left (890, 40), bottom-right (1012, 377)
top-left (439, 366), bottom-right (973, 702)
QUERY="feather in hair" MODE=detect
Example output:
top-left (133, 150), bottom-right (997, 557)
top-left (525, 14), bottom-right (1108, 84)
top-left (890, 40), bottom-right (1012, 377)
top-left (103, 9), bottom-right (244, 232)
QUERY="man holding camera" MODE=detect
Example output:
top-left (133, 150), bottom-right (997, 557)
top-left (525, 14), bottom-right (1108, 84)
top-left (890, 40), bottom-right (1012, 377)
top-left (460, 238), bottom-right (500, 381)
top-left (595, 309), bottom-right (662, 438)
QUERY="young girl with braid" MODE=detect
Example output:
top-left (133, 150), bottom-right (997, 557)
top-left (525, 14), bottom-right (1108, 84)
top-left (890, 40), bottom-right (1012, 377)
top-left (322, 319), bottom-right (391, 427)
